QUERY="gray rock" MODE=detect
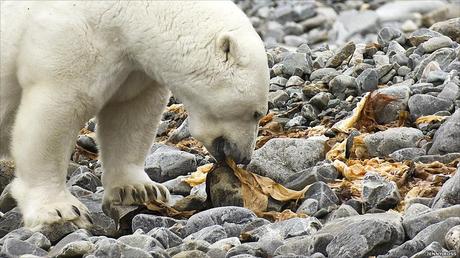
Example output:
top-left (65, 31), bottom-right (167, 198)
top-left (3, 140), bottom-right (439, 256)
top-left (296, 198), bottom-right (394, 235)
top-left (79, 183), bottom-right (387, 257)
top-left (325, 204), bottom-right (359, 222)
top-left (148, 227), bottom-right (183, 249)
top-left (296, 199), bottom-right (319, 216)
top-left (387, 41), bottom-right (406, 56)
top-left (309, 92), bottom-right (330, 110)
top-left (362, 172), bottom-right (401, 211)
top-left (303, 182), bottom-right (340, 215)
top-left (408, 27), bottom-right (444, 45)
top-left (376, 1), bottom-right (447, 22)
top-left (380, 217), bottom-right (460, 257)
top-left (145, 144), bottom-right (197, 183)
top-left (327, 220), bottom-right (398, 257)
top-left (403, 205), bottom-right (460, 238)
top-left (163, 176), bottom-right (192, 196)
top-left (0, 238), bottom-right (48, 257)
top-left (397, 66), bottom-right (411, 76)
top-left (404, 203), bottom-right (432, 218)
top-left (389, 148), bottom-right (426, 161)
top-left (172, 250), bottom-right (209, 258)
top-left (48, 229), bottom-right (91, 256)
top-left (320, 212), bottom-right (404, 258)
top-left (89, 238), bottom-right (152, 258)
top-left (184, 225), bottom-right (227, 244)
top-left (285, 76), bottom-right (304, 88)
top-left (0, 207), bottom-right (22, 238)
top-left (269, 90), bottom-right (290, 108)
top-left (285, 163), bottom-right (338, 191)
top-left (414, 48), bottom-right (456, 80)
top-left (328, 75), bottom-right (357, 100)
top-left (0, 227), bottom-right (33, 247)
top-left (0, 184), bottom-right (16, 213)
top-left (429, 109), bottom-right (460, 155)
top-left (430, 18), bottom-right (460, 43)
top-left (118, 231), bottom-right (163, 252)
top-left (185, 207), bottom-right (256, 237)
top-left (301, 103), bottom-right (318, 121)
top-left (445, 225), bottom-right (460, 255)
top-left (356, 68), bottom-right (378, 93)
top-left (243, 217), bottom-right (321, 242)
top-left (326, 41), bottom-right (356, 68)
top-left (281, 52), bottom-right (313, 76)
top-left (53, 241), bottom-right (96, 258)
top-left (309, 68), bottom-right (340, 82)
top-left (377, 27), bottom-right (403, 47)
top-left (438, 82), bottom-right (460, 101)
top-left (364, 127), bottom-right (424, 157)
top-left (168, 119), bottom-right (191, 143)
top-left (411, 242), bottom-right (449, 258)
top-left (374, 83), bottom-right (411, 124)
top-left (335, 10), bottom-right (378, 43)
top-left (247, 137), bottom-right (327, 184)
top-left (166, 240), bottom-right (210, 257)
top-left (208, 237), bottom-right (240, 251)
top-left (431, 166), bottom-right (460, 209)
top-left (283, 35), bottom-right (307, 47)
top-left (132, 214), bottom-right (186, 233)
top-left (66, 172), bottom-right (101, 192)
top-left (418, 36), bottom-right (453, 53)
top-left (285, 116), bottom-right (307, 129)
top-left (226, 243), bottom-right (266, 258)
top-left (273, 235), bottom-right (312, 256)
top-left (25, 232), bottom-right (51, 251)
top-left (270, 76), bottom-right (288, 88)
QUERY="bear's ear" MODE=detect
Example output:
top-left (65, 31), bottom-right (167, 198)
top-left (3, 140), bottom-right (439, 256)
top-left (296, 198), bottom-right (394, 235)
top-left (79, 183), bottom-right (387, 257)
top-left (217, 32), bottom-right (248, 66)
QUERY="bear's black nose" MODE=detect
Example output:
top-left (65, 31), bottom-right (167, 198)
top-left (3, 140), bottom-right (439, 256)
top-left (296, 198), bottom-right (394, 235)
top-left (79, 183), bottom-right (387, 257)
top-left (210, 136), bottom-right (251, 165)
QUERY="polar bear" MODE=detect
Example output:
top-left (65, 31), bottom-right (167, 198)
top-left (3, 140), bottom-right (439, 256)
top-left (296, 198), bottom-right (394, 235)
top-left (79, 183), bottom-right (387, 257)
top-left (0, 1), bottom-right (269, 230)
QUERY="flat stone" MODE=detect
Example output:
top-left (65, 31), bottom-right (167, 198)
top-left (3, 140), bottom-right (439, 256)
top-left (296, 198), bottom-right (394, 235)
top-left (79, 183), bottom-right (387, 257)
top-left (328, 75), bottom-right (358, 100)
top-left (408, 28), bottom-right (444, 46)
top-left (303, 182), bottom-right (340, 215)
top-left (285, 163), bottom-right (338, 191)
top-left (377, 27), bottom-right (403, 47)
top-left (326, 41), bottom-right (356, 68)
top-left (268, 90), bottom-right (290, 108)
top-left (403, 205), bottom-right (460, 238)
top-left (208, 237), bottom-right (241, 251)
top-left (389, 148), bottom-right (426, 161)
top-left (414, 48), bottom-right (456, 80)
top-left (445, 225), bottom-right (460, 255)
top-left (364, 127), bottom-right (424, 157)
top-left (431, 166), bottom-right (460, 209)
top-left (184, 207), bottom-right (256, 237)
top-left (145, 144), bottom-right (197, 183)
top-left (66, 172), bottom-right (101, 192)
top-left (184, 225), bottom-right (227, 244)
top-left (118, 231), bottom-right (163, 252)
top-left (438, 82), bottom-right (460, 101)
top-left (430, 18), bottom-right (460, 42)
top-left (242, 217), bottom-right (322, 242)
top-left (356, 68), bottom-right (378, 93)
top-left (166, 240), bottom-right (210, 257)
top-left (0, 207), bottom-right (23, 238)
top-left (419, 36), bottom-right (453, 53)
top-left (325, 204), bottom-right (360, 222)
top-left (281, 52), bottom-right (313, 76)
top-left (429, 109), bottom-right (460, 155)
top-left (0, 238), bottom-right (48, 257)
top-left (247, 137), bottom-right (327, 184)
top-left (309, 68), bottom-right (340, 82)
top-left (362, 172), bottom-right (401, 211)
top-left (132, 214), bottom-right (186, 233)
top-left (380, 217), bottom-right (460, 257)
top-left (319, 212), bottom-right (404, 257)
top-left (148, 227), bottom-right (183, 249)
top-left (408, 94), bottom-right (453, 119)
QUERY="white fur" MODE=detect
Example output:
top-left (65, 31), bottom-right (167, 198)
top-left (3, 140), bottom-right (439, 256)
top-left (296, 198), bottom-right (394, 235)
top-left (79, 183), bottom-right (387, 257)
top-left (0, 1), bottom-right (269, 230)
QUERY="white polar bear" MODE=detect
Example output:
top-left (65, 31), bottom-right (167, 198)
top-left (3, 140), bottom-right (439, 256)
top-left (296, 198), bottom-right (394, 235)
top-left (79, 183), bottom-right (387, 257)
top-left (0, 1), bottom-right (269, 230)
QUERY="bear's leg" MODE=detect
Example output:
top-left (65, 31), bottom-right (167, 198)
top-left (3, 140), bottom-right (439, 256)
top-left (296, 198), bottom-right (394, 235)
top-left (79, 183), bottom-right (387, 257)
top-left (10, 86), bottom-right (93, 230)
top-left (97, 81), bottom-right (171, 215)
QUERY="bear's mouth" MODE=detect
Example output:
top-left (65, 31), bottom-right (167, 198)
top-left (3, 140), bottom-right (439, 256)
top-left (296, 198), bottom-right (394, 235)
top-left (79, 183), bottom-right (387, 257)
top-left (210, 136), bottom-right (251, 165)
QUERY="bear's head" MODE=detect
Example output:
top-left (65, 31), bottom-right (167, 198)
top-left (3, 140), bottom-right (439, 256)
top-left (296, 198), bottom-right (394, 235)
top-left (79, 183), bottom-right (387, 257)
top-left (135, 2), bottom-right (269, 164)
top-left (183, 28), bottom-right (269, 165)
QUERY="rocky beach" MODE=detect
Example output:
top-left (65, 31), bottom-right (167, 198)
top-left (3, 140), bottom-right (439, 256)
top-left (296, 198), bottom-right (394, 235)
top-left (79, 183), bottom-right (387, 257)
top-left (0, 0), bottom-right (460, 257)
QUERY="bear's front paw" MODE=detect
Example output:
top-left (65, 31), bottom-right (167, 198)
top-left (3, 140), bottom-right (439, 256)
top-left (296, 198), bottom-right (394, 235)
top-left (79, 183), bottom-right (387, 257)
top-left (102, 180), bottom-right (171, 217)
top-left (18, 190), bottom-right (92, 231)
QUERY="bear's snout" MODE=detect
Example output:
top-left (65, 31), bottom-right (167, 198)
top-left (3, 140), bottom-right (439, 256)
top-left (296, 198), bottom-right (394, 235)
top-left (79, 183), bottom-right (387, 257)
top-left (211, 136), bottom-right (251, 165)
